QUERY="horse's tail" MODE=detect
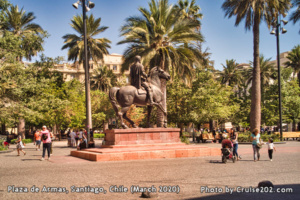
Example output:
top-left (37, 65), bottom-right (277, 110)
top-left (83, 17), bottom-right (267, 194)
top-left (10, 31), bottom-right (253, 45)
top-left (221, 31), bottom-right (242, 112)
top-left (109, 87), bottom-right (120, 114)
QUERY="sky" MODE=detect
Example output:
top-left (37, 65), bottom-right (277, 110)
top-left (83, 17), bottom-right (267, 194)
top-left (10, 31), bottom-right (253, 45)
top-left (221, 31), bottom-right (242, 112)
top-left (9, 0), bottom-right (300, 71)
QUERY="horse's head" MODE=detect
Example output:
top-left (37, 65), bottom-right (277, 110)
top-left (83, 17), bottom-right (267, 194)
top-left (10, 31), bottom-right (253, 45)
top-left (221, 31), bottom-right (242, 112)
top-left (149, 67), bottom-right (170, 81)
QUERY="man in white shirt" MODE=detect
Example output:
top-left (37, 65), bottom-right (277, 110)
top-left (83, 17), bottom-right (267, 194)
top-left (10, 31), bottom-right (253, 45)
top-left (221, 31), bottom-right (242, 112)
top-left (70, 130), bottom-right (76, 147)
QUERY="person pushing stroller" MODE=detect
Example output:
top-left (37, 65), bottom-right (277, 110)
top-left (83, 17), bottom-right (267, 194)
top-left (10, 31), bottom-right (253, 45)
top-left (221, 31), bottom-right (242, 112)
top-left (221, 137), bottom-right (236, 163)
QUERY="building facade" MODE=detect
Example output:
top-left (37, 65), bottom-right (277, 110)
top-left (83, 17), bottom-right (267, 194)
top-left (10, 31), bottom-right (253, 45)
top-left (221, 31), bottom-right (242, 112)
top-left (54, 53), bottom-right (130, 83)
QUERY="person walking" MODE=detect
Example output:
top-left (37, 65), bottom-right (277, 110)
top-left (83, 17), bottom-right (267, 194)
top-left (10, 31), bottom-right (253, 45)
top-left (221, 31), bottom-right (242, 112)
top-left (40, 126), bottom-right (52, 161)
top-left (230, 129), bottom-right (240, 160)
top-left (70, 129), bottom-right (76, 147)
top-left (251, 128), bottom-right (262, 162)
top-left (16, 136), bottom-right (26, 156)
top-left (266, 138), bottom-right (276, 161)
top-left (34, 129), bottom-right (41, 151)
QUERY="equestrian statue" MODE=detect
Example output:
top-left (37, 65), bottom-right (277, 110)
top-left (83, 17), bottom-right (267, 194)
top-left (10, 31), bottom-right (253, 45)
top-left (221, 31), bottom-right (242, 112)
top-left (109, 55), bottom-right (170, 129)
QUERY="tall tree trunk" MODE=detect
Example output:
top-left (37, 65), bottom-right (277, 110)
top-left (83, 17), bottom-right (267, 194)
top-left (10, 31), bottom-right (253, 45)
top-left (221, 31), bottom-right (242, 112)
top-left (18, 118), bottom-right (25, 139)
top-left (250, 15), bottom-right (261, 132)
top-left (292, 119), bottom-right (296, 132)
top-left (1, 123), bottom-right (6, 134)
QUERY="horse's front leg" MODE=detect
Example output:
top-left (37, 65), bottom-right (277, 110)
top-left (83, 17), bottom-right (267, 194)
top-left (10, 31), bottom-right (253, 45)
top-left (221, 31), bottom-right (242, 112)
top-left (118, 107), bottom-right (131, 129)
top-left (123, 111), bottom-right (137, 128)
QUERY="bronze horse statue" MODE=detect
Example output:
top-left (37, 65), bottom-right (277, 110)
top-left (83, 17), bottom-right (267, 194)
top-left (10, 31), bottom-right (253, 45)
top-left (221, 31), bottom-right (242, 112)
top-left (109, 67), bottom-right (170, 129)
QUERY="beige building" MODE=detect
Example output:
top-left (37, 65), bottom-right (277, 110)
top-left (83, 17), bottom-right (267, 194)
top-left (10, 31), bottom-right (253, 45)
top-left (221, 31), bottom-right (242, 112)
top-left (54, 53), bottom-right (130, 83)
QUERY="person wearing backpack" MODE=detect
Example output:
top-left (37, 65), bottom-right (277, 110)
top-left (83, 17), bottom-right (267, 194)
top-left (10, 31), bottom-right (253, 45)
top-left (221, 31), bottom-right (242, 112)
top-left (40, 126), bottom-right (52, 161)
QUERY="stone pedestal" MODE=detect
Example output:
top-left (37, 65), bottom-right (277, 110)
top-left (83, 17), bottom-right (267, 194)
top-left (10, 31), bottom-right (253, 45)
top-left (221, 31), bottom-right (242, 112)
top-left (71, 128), bottom-right (221, 162)
top-left (103, 128), bottom-right (180, 146)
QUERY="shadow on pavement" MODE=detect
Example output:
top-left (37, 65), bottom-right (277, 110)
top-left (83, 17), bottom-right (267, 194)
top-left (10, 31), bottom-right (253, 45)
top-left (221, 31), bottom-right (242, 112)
top-left (185, 184), bottom-right (300, 200)
top-left (21, 159), bottom-right (42, 161)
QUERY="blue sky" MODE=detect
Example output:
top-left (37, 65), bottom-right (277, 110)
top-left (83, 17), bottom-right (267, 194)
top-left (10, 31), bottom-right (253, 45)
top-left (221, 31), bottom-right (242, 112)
top-left (10, 0), bottom-right (300, 70)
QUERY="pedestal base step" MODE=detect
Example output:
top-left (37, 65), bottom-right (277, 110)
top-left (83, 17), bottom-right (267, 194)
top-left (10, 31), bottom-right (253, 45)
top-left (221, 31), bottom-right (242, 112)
top-left (70, 144), bottom-right (221, 162)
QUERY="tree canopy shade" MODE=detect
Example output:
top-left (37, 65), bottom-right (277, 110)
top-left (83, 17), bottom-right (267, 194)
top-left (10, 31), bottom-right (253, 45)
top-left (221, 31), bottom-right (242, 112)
top-left (222, 0), bottom-right (291, 132)
top-left (61, 14), bottom-right (111, 64)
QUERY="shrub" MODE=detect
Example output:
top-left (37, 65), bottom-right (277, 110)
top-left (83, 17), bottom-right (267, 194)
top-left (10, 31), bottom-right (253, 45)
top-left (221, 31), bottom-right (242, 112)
top-left (237, 134), bottom-right (251, 142)
top-left (10, 138), bottom-right (32, 144)
top-left (10, 139), bottom-right (17, 144)
top-left (94, 133), bottom-right (105, 138)
top-left (0, 140), bottom-right (8, 151)
top-left (181, 132), bottom-right (190, 144)
top-left (237, 132), bottom-right (280, 142)
top-left (261, 134), bottom-right (280, 142)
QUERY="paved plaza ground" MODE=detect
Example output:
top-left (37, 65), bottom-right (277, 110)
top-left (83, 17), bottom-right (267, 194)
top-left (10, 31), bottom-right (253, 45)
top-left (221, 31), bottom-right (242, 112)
top-left (0, 139), bottom-right (299, 200)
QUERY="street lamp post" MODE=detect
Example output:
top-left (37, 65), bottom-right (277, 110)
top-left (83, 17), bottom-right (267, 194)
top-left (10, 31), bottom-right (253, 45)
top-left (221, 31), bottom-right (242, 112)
top-left (270, 15), bottom-right (288, 141)
top-left (73, 0), bottom-right (95, 144)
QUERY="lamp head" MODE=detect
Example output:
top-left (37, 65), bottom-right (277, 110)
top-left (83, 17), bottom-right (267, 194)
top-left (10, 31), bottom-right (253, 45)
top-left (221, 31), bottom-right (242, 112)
top-left (72, 1), bottom-right (80, 9)
top-left (281, 20), bottom-right (288, 25)
top-left (281, 28), bottom-right (287, 34)
top-left (85, 5), bottom-right (90, 12)
top-left (270, 28), bottom-right (276, 35)
top-left (88, 1), bottom-right (95, 9)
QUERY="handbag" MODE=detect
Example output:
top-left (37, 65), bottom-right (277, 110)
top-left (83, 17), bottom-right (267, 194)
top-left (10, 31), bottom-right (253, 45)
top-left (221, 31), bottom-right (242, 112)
top-left (42, 133), bottom-right (48, 141)
top-left (256, 143), bottom-right (262, 149)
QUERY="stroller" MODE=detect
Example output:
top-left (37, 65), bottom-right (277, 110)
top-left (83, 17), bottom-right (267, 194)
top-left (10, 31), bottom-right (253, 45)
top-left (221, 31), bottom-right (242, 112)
top-left (221, 139), bottom-right (236, 163)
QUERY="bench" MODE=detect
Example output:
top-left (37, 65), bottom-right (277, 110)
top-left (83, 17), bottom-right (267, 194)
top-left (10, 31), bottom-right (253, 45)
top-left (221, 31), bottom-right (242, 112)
top-left (274, 132), bottom-right (300, 141)
top-left (196, 133), bottom-right (221, 143)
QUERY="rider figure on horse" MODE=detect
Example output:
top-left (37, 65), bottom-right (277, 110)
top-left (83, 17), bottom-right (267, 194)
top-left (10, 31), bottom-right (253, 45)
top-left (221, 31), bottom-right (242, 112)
top-left (130, 55), bottom-right (155, 106)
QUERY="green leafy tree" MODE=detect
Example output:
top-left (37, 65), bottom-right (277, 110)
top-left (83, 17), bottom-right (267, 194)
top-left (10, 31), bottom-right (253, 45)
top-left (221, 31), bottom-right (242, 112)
top-left (91, 90), bottom-right (115, 130)
top-left (2, 4), bottom-right (46, 61)
top-left (167, 76), bottom-right (192, 132)
top-left (282, 80), bottom-right (300, 131)
top-left (222, 0), bottom-right (291, 131)
top-left (190, 69), bottom-right (239, 128)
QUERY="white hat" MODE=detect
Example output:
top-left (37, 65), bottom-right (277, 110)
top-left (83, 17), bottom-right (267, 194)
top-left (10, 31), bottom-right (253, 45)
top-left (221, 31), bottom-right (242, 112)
top-left (42, 125), bottom-right (47, 128)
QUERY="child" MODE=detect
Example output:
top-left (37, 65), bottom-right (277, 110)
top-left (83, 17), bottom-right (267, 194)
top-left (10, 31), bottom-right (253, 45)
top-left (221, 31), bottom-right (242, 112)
top-left (16, 136), bottom-right (26, 156)
top-left (266, 138), bottom-right (276, 161)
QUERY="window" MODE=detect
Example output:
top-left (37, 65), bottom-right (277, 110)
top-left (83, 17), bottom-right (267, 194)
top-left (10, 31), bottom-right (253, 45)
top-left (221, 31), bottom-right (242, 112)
top-left (113, 65), bottom-right (117, 71)
top-left (70, 74), bottom-right (75, 79)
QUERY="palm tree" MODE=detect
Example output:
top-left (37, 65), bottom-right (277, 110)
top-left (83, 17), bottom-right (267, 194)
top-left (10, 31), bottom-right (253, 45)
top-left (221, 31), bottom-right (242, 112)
top-left (3, 5), bottom-right (43, 35)
top-left (90, 65), bottom-right (117, 92)
top-left (290, 0), bottom-right (300, 33)
top-left (285, 45), bottom-right (300, 87)
top-left (222, 0), bottom-right (291, 131)
top-left (118, 0), bottom-right (204, 127)
top-left (2, 5), bottom-right (45, 61)
top-left (174, 0), bottom-right (203, 22)
top-left (62, 14), bottom-right (111, 64)
top-left (219, 59), bottom-right (241, 87)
